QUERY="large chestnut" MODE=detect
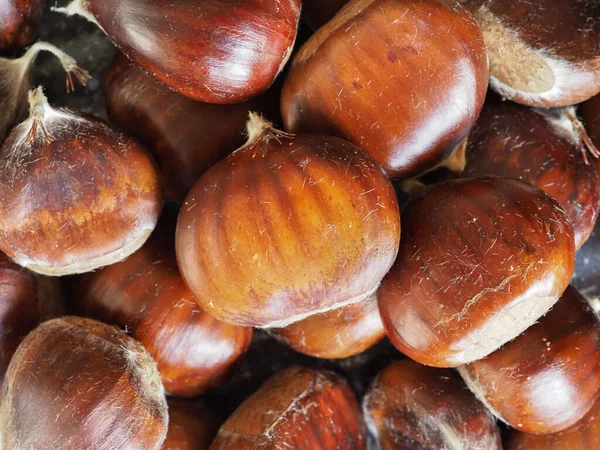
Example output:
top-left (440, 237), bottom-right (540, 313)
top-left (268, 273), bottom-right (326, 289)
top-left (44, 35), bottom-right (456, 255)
top-left (209, 366), bottom-right (366, 449)
top-left (379, 176), bottom-right (575, 367)
top-left (281, 0), bottom-right (489, 179)
top-left (54, 0), bottom-right (301, 104)
top-left (176, 115), bottom-right (400, 328)
top-left (459, 285), bottom-right (600, 434)
top-left (0, 0), bottom-right (44, 51)
top-left (163, 399), bottom-right (220, 450)
top-left (0, 87), bottom-right (162, 276)
top-left (0, 316), bottom-right (169, 450)
top-left (363, 359), bottom-right (501, 449)
top-left (460, 0), bottom-right (600, 107)
top-left (74, 211), bottom-right (252, 397)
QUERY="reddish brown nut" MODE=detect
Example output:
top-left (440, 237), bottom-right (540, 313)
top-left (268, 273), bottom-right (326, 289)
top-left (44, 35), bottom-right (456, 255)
top-left (459, 285), bottom-right (600, 434)
top-left (74, 211), bottom-right (252, 397)
top-left (363, 360), bottom-right (501, 449)
top-left (209, 366), bottom-right (366, 449)
top-left (0, 0), bottom-right (44, 51)
top-left (0, 317), bottom-right (168, 450)
top-left (269, 292), bottom-right (385, 359)
top-left (460, 0), bottom-right (600, 107)
top-left (281, 0), bottom-right (489, 179)
top-left (176, 115), bottom-right (400, 328)
top-left (379, 176), bottom-right (575, 367)
top-left (163, 399), bottom-right (220, 450)
top-left (302, 0), bottom-right (349, 29)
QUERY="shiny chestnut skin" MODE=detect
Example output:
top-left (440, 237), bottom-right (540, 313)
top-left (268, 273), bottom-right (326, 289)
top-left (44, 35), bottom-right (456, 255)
top-left (379, 176), bottom-right (575, 367)
top-left (461, 0), bottom-right (600, 107)
top-left (74, 211), bottom-right (252, 397)
top-left (0, 0), bottom-right (44, 51)
top-left (461, 96), bottom-right (600, 248)
top-left (302, 0), bottom-right (349, 29)
top-left (363, 360), bottom-right (501, 449)
top-left (0, 317), bottom-right (168, 450)
top-left (209, 366), bottom-right (366, 449)
top-left (281, 0), bottom-right (489, 179)
top-left (270, 292), bottom-right (385, 359)
top-left (105, 52), bottom-right (280, 202)
top-left (176, 116), bottom-right (400, 328)
top-left (459, 285), bottom-right (600, 434)
top-left (163, 399), bottom-right (220, 450)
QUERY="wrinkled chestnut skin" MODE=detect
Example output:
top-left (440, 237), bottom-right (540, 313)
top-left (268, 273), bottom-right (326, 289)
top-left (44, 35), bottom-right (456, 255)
top-left (210, 366), bottom-right (366, 449)
top-left (270, 292), bottom-right (385, 359)
top-left (379, 177), bottom-right (575, 367)
top-left (459, 286), bottom-right (600, 434)
top-left (163, 399), bottom-right (220, 450)
top-left (282, 0), bottom-right (489, 179)
top-left (363, 360), bottom-right (501, 449)
top-left (0, 0), bottom-right (43, 51)
top-left (105, 53), bottom-right (280, 202)
top-left (302, 0), bottom-right (349, 29)
top-left (83, 0), bottom-right (300, 103)
top-left (461, 97), bottom-right (600, 248)
top-left (176, 122), bottom-right (400, 328)
top-left (580, 92), bottom-right (600, 173)
top-left (74, 212), bottom-right (252, 397)
top-left (0, 317), bottom-right (168, 450)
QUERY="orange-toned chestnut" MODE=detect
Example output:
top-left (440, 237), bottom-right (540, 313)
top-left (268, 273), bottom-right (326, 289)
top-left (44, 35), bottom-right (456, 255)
top-left (209, 366), bottom-right (366, 449)
top-left (163, 399), bottom-right (220, 450)
top-left (281, 0), bottom-right (489, 179)
top-left (363, 360), bottom-right (501, 449)
top-left (459, 285), bottom-right (600, 434)
top-left (379, 176), bottom-right (575, 367)
top-left (0, 0), bottom-right (44, 51)
top-left (74, 211), bottom-right (252, 397)
top-left (176, 115), bottom-right (400, 328)
top-left (0, 87), bottom-right (162, 276)
top-left (0, 317), bottom-right (168, 450)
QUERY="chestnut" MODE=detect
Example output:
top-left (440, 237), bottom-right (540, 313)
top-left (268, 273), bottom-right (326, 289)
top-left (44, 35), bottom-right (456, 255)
top-left (460, 0), bottom-right (600, 107)
top-left (379, 176), bottom-right (575, 367)
top-left (459, 285), bottom-right (600, 434)
top-left (269, 292), bottom-right (385, 359)
top-left (163, 399), bottom-right (220, 450)
top-left (209, 366), bottom-right (366, 449)
top-left (54, 0), bottom-right (301, 104)
top-left (281, 0), bottom-right (489, 179)
top-left (105, 52), bottom-right (280, 202)
top-left (0, 0), bottom-right (44, 51)
top-left (0, 316), bottom-right (169, 450)
top-left (0, 87), bottom-right (163, 276)
top-left (580, 92), bottom-right (600, 171)
top-left (176, 115), bottom-right (400, 328)
top-left (363, 359), bottom-right (501, 449)
top-left (74, 211), bottom-right (252, 397)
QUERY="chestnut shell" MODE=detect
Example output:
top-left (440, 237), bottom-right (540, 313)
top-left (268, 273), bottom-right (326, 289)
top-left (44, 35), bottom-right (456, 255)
top-left (0, 0), bottom-right (44, 51)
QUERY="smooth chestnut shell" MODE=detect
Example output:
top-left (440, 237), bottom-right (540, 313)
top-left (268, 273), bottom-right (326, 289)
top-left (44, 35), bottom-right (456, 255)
top-left (459, 285), bottom-right (600, 434)
top-left (363, 360), bottom-right (501, 449)
top-left (0, 317), bottom-right (168, 450)
top-left (163, 399), bottom-right (220, 450)
top-left (176, 117), bottom-right (400, 328)
top-left (281, 0), bottom-right (489, 179)
top-left (379, 176), bottom-right (575, 367)
top-left (0, 0), bottom-right (44, 51)
top-left (210, 366), bottom-right (366, 449)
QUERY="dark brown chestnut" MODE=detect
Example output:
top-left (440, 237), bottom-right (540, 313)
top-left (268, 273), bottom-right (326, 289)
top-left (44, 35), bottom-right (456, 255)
top-left (0, 0), bottom-right (44, 51)
top-left (54, 0), bottom-right (301, 104)
top-left (379, 176), bottom-right (575, 367)
top-left (580, 92), bottom-right (600, 173)
top-left (363, 359), bottom-right (501, 449)
top-left (0, 317), bottom-right (168, 450)
top-left (163, 399), bottom-right (220, 450)
top-left (281, 0), bottom-right (489, 179)
top-left (176, 115), bottom-right (400, 328)
top-left (209, 366), bottom-right (366, 449)
top-left (459, 285), bottom-right (600, 434)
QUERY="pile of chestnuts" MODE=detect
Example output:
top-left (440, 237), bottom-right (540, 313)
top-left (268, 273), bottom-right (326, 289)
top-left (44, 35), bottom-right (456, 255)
top-left (0, 0), bottom-right (599, 448)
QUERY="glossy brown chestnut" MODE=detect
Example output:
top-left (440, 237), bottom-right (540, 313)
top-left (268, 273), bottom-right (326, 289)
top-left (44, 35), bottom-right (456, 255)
top-left (460, 0), bottom-right (600, 107)
top-left (459, 285), bottom-right (600, 434)
top-left (209, 366), bottom-right (366, 449)
top-left (0, 87), bottom-right (162, 276)
top-left (163, 399), bottom-right (220, 450)
top-left (363, 360), bottom-right (501, 449)
top-left (302, 0), bottom-right (349, 29)
top-left (461, 97), bottom-right (600, 248)
top-left (281, 0), bottom-right (489, 179)
top-left (0, 316), bottom-right (168, 450)
top-left (379, 176), bottom-right (576, 367)
top-left (105, 52), bottom-right (280, 202)
top-left (176, 115), bottom-right (400, 328)
top-left (270, 292), bottom-right (385, 359)
top-left (74, 212), bottom-right (252, 397)
top-left (55, 0), bottom-right (301, 104)
top-left (0, 0), bottom-right (44, 51)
